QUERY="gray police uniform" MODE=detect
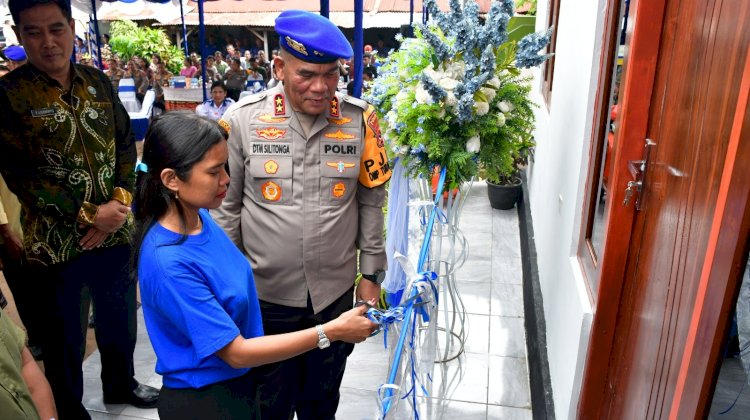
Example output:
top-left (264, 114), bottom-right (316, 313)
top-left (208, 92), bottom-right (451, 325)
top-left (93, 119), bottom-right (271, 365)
top-left (213, 84), bottom-right (391, 314)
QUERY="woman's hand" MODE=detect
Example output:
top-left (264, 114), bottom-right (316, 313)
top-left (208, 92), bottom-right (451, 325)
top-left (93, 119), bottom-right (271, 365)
top-left (324, 302), bottom-right (378, 344)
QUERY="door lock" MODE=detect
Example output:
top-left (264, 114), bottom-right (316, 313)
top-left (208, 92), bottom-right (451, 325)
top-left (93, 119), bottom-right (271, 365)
top-left (622, 138), bottom-right (655, 210)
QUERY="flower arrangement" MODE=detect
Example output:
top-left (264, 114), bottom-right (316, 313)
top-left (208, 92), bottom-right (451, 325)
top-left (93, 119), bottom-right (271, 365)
top-left (367, 0), bottom-right (552, 187)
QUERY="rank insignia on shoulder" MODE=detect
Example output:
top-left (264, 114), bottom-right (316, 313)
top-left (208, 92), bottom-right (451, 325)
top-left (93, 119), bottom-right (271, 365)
top-left (324, 130), bottom-right (356, 141)
top-left (326, 161), bottom-right (355, 174)
top-left (327, 117), bottom-right (352, 125)
top-left (217, 119), bottom-right (231, 134)
top-left (256, 127), bottom-right (287, 140)
top-left (264, 160), bottom-right (279, 174)
top-left (329, 97), bottom-right (340, 118)
top-left (258, 114), bottom-right (287, 123)
top-left (332, 182), bottom-right (346, 198)
top-left (261, 181), bottom-right (282, 202)
top-left (274, 94), bottom-right (286, 116)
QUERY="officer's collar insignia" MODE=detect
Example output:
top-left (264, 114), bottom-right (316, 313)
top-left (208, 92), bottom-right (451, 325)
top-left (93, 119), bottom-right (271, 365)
top-left (326, 161), bottom-right (355, 174)
top-left (329, 97), bottom-right (340, 117)
top-left (285, 36), bottom-right (308, 56)
top-left (256, 127), bottom-right (286, 140)
top-left (274, 94), bottom-right (286, 116)
top-left (332, 182), bottom-right (346, 198)
top-left (259, 114), bottom-right (287, 123)
top-left (218, 119), bottom-right (231, 134)
top-left (324, 130), bottom-right (356, 140)
top-left (327, 117), bottom-right (352, 125)
top-left (261, 181), bottom-right (282, 202)
top-left (264, 160), bottom-right (279, 174)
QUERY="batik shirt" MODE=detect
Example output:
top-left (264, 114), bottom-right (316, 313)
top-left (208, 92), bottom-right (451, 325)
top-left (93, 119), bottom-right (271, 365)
top-left (0, 63), bottom-right (136, 266)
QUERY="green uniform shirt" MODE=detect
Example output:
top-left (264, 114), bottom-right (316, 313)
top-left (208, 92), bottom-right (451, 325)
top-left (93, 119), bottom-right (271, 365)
top-left (0, 312), bottom-right (39, 420)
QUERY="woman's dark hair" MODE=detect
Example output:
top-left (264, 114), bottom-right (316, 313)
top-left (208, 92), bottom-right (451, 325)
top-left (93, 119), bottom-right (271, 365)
top-left (130, 111), bottom-right (228, 274)
top-left (210, 80), bottom-right (226, 92)
top-left (9, 0), bottom-right (72, 26)
top-left (231, 57), bottom-right (241, 67)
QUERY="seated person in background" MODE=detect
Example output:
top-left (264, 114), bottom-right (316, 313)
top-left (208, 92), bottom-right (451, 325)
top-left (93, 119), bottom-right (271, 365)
top-left (195, 81), bottom-right (235, 121)
top-left (152, 61), bottom-right (173, 112)
top-left (179, 57), bottom-right (197, 78)
top-left (106, 57), bottom-right (125, 92)
top-left (205, 56), bottom-right (220, 82)
top-left (222, 58), bottom-right (247, 101)
top-left (132, 112), bottom-right (376, 418)
top-left (124, 59), bottom-right (149, 103)
top-left (0, 309), bottom-right (57, 419)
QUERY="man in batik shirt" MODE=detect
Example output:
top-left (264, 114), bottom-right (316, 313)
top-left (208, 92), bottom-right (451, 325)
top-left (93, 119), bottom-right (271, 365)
top-left (0, 0), bottom-right (158, 417)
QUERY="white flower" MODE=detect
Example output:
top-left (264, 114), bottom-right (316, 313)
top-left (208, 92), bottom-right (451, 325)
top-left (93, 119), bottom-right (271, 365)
top-left (496, 112), bottom-right (506, 126)
top-left (474, 101), bottom-right (490, 116)
top-left (439, 77), bottom-right (459, 91)
top-left (387, 111), bottom-right (398, 130)
top-left (480, 87), bottom-right (496, 102)
top-left (399, 145), bottom-right (410, 155)
top-left (396, 90), bottom-right (409, 102)
top-left (436, 107), bottom-right (446, 118)
top-left (415, 83), bottom-right (433, 105)
top-left (445, 92), bottom-right (458, 108)
top-left (466, 136), bottom-right (481, 153)
top-left (487, 77), bottom-right (501, 89)
top-left (498, 101), bottom-right (514, 113)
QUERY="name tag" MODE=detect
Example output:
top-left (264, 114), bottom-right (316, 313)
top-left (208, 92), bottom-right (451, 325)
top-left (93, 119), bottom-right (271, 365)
top-left (250, 142), bottom-right (292, 156)
top-left (31, 108), bottom-right (56, 117)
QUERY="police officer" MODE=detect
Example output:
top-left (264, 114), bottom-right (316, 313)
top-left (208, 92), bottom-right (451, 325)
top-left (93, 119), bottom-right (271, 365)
top-left (213, 9), bottom-right (391, 420)
top-left (195, 80), bottom-right (235, 121)
top-left (2, 45), bottom-right (27, 71)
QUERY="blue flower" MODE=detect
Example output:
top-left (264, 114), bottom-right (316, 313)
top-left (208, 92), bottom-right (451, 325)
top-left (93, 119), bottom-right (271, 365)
top-left (516, 27), bottom-right (554, 68)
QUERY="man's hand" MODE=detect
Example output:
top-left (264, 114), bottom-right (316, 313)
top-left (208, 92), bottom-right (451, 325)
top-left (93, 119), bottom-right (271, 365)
top-left (79, 226), bottom-right (109, 250)
top-left (356, 278), bottom-right (381, 307)
top-left (0, 223), bottom-right (23, 260)
top-left (92, 200), bottom-right (130, 233)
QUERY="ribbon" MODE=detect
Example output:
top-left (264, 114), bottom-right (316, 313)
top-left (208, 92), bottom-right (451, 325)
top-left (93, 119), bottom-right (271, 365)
top-left (380, 167), bottom-right (448, 418)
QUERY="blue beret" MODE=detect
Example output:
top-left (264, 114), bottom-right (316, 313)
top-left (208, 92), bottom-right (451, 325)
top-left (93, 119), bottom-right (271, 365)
top-left (4, 45), bottom-right (26, 62)
top-left (275, 10), bottom-right (352, 63)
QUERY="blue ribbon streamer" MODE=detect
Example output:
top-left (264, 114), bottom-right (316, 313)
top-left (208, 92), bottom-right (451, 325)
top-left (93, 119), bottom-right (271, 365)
top-left (381, 167), bottom-right (448, 418)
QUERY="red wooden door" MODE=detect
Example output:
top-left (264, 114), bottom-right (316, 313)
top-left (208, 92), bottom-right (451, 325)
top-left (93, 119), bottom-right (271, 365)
top-left (602, 0), bottom-right (750, 418)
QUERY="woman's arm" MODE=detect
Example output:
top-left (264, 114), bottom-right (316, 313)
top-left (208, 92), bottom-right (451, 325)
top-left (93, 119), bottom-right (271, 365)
top-left (216, 304), bottom-right (376, 369)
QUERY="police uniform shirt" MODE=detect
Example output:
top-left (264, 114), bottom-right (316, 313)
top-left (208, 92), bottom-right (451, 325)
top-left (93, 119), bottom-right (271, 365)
top-left (212, 84), bottom-right (391, 313)
top-left (195, 98), bottom-right (235, 122)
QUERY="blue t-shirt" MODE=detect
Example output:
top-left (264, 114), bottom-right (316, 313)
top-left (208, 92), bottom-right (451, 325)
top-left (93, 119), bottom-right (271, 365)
top-left (138, 209), bottom-right (264, 389)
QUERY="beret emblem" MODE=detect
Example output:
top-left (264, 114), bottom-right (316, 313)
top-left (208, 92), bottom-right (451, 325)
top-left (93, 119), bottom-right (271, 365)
top-left (285, 36), bottom-right (308, 56)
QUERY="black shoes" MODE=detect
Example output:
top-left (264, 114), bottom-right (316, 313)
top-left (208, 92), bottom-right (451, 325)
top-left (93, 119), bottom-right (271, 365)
top-left (103, 383), bottom-right (160, 408)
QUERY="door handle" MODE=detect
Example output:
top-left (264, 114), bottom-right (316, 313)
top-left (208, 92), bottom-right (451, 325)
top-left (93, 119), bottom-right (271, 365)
top-left (622, 138), bottom-right (655, 210)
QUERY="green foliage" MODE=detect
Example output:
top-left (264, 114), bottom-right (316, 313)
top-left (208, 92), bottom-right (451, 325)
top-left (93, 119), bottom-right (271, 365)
top-left (109, 20), bottom-right (184, 74)
top-left (515, 0), bottom-right (538, 15)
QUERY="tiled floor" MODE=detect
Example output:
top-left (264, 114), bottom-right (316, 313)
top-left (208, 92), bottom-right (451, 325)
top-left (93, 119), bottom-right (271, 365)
top-left (81, 181), bottom-right (531, 419)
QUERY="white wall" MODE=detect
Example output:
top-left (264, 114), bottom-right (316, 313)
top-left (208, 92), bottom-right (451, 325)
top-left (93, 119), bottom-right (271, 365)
top-left (527, 0), bottom-right (609, 418)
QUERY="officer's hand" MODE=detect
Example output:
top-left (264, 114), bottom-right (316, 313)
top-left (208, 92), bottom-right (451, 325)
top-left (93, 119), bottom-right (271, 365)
top-left (324, 303), bottom-right (378, 343)
top-left (79, 226), bottom-right (109, 250)
top-left (356, 279), bottom-right (381, 308)
top-left (91, 200), bottom-right (130, 233)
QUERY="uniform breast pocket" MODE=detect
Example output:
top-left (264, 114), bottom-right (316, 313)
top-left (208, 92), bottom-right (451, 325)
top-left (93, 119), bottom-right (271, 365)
top-left (247, 155), bottom-right (293, 205)
top-left (320, 158), bottom-right (360, 206)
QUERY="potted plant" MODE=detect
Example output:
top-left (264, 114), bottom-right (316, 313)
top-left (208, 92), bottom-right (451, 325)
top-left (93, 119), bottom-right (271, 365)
top-left (367, 0), bottom-right (551, 199)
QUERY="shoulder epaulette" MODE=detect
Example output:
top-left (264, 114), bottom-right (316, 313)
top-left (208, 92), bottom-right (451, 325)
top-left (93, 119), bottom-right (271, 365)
top-left (233, 91), bottom-right (268, 109)
top-left (341, 94), bottom-right (368, 111)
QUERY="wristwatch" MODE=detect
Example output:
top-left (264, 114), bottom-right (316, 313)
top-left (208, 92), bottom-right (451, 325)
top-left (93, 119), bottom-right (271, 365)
top-left (362, 269), bottom-right (386, 285)
top-left (315, 324), bottom-right (330, 349)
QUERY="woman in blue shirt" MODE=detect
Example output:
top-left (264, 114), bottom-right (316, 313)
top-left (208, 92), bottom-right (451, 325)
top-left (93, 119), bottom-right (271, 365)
top-left (132, 112), bottom-right (377, 419)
